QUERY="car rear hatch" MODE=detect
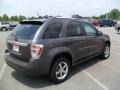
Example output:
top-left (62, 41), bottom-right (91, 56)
top-left (6, 21), bottom-right (44, 62)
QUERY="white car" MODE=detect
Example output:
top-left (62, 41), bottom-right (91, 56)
top-left (0, 22), bottom-right (10, 31)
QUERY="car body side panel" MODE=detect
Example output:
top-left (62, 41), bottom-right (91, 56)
top-left (58, 37), bottom-right (89, 61)
top-left (86, 35), bottom-right (104, 56)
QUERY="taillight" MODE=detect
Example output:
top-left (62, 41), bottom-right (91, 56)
top-left (31, 44), bottom-right (43, 58)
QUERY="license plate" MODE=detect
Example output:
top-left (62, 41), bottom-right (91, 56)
top-left (13, 44), bottom-right (19, 52)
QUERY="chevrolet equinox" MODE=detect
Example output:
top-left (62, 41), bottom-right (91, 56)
top-left (5, 17), bottom-right (111, 83)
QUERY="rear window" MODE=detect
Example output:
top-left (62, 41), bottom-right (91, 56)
top-left (11, 23), bottom-right (41, 40)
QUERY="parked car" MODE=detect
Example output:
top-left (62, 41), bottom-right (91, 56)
top-left (5, 17), bottom-right (111, 83)
top-left (99, 20), bottom-right (116, 27)
top-left (0, 22), bottom-right (10, 31)
top-left (91, 20), bottom-right (100, 26)
top-left (9, 23), bottom-right (17, 30)
top-left (115, 23), bottom-right (120, 34)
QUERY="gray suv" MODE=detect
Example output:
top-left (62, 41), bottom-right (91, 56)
top-left (5, 17), bottom-right (111, 83)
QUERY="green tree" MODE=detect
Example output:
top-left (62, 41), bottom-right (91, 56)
top-left (118, 16), bottom-right (120, 20)
top-left (10, 16), bottom-right (15, 21)
top-left (2, 14), bottom-right (9, 21)
top-left (0, 16), bottom-right (3, 21)
top-left (14, 16), bottom-right (19, 21)
top-left (100, 14), bottom-right (106, 19)
top-left (18, 15), bottom-right (26, 21)
top-left (108, 9), bottom-right (120, 20)
top-left (92, 16), bottom-right (99, 19)
top-left (10, 16), bottom-right (19, 21)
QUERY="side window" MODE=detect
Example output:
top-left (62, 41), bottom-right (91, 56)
top-left (82, 22), bottom-right (97, 36)
top-left (43, 22), bottom-right (63, 39)
top-left (67, 21), bottom-right (84, 37)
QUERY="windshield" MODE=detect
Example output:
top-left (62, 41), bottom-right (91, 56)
top-left (11, 24), bottom-right (41, 40)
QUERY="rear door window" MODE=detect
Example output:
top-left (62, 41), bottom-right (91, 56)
top-left (66, 21), bottom-right (84, 37)
top-left (43, 22), bottom-right (63, 39)
top-left (11, 23), bottom-right (41, 40)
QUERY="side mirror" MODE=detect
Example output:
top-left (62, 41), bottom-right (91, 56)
top-left (97, 31), bottom-right (102, 36)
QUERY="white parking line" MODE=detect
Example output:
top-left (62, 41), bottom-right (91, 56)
top-left (0, 63), bottom-right (6, 80)
top-left (82, 70), bottom-right (110, 90)
top-left (82, 50), bottom-right (120, 90)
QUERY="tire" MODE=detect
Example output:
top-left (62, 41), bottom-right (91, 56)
top-left (2, 27), bottom-right (7, 31)
top-left (118, 27), bottom-right (120, 34)
top-left (50, 56), bottom-right (70, 83)
top-left (100, 44), bottom-right (110, 59)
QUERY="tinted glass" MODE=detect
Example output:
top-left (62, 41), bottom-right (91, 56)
top-left (82, 22), bottom-right (97, 36)
top-left (102, 20), bottom-right (113, 23)
top-left (67, 21), bottom-right (84, 37)
top-left (108, 20), bottom-right (113, 23)
top-left (43, 22), bottom-right (63, 39)
top-left (11, 24), bottom-right (40, 40)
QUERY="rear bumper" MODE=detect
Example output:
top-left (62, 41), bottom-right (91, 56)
top-left (4, 53), bottom-right (51, 75)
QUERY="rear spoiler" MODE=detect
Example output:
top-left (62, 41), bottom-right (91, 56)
top-left (19, 21), bottom-right (44, 25)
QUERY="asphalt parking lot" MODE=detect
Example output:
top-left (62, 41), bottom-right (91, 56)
top-left (0, 27), bottom-right (120, 90)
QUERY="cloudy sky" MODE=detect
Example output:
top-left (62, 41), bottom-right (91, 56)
top-left (0, 0), bottom-right (120, 17)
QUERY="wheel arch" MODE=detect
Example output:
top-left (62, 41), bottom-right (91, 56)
top-left (49, 52), bottom-right (73, 74)
top-left (105, 41), bottom-right (111, 47)
top-left (118, 27), bottom-right (120, 30)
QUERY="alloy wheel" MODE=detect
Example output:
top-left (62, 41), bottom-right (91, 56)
top-left (56, 61), bottom-right (68, 80)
